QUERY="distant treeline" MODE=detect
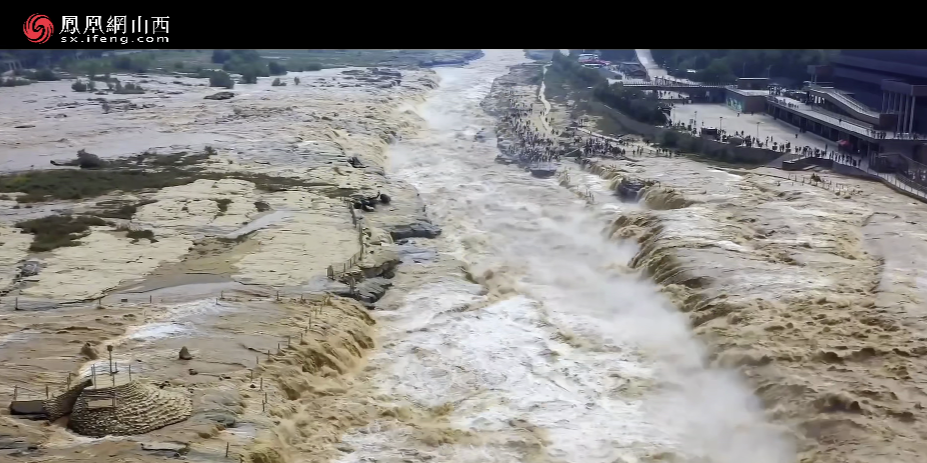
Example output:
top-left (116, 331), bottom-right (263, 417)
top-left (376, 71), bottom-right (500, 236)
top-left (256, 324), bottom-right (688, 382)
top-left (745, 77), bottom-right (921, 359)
top-left (550, 52), bottom-right (667, 126)
top-left (650, 49), bottom-right (838, 84)
top-left (0, 49), bottom-right (111, 67)
top-left (597, 50), bottom-right (636, 62)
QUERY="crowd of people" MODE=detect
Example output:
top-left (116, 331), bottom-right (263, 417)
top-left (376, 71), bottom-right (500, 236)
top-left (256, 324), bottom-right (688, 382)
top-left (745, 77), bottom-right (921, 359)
top-left (499, 104), bottom-right (560, 164)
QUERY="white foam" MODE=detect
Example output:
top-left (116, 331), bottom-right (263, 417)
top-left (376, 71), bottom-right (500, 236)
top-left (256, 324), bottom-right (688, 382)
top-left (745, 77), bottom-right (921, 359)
top-left (341, 49), bottom-right (794, 463)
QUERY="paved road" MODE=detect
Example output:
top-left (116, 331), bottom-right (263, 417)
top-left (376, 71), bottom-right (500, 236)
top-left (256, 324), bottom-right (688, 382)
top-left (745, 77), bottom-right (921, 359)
top-left (671, 104), bottom-right (835, 152)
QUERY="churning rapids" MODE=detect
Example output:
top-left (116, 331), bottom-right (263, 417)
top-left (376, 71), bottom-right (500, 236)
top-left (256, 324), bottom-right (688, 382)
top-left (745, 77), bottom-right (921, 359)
top-left (335, 50), bottom-right (794, 463)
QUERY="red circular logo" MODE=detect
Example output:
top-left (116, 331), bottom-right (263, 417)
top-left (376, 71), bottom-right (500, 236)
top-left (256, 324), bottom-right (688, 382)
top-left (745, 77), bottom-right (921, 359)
top-left (23, 14), bottom-right (54, 44)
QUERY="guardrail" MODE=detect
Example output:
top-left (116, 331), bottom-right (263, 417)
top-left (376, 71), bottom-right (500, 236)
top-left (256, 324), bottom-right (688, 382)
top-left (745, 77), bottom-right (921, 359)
top-left (327, 200), bottom-right (367, 281)
top-left (806, 84), bottom-right (877, 116)
top-left (783, 172), bottom-right (865, 196)
top-left (189, 442), bottom-right (247, 461)
top-left (781, 152), bottom-right (927, 202)
top-left (0, 292), bottom-right (340, 428)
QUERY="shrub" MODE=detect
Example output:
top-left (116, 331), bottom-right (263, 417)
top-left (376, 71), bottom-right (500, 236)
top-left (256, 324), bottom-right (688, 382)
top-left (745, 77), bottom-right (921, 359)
top-left (114, 82), bottom-right (145, 94)
top-left (227, 61), bottom-right (268, 78)
top-left (212, 50), bottom-right (232, 64)
top-left (271, 77), bottom-right (286, 87)
top-left (659, 130), bottom-right (680, 148)
top-left (208, 71), bottom-right (235, 89)
top-left (96, 199), bottom-right (158, 219)
top-left (304, 62), bottom-right (323, 71)
top-left (112, 55), bottom-right (148, 73)
top-left (293, 77), bottom-right (300, 85)
top-left (254, 201), bottom-right (270, 212)
top-left (30, 68), bottom-right (60, 81)
top-left (213, 198), bottom-right (232, 213)
top-left (15, 214), bottom-right (109, 252)
top-left (124, 228), bottom-right (155, 242)
top-left (76, 149), bottom-right (104, 168)
top-left (240, 69), bottom-right (258, 84)
top-left (268, 61), bottom-right (287, 76)
top-left (71, 79), bottom-right (88, 92)
top-left (89, 73), bottom-right (113, 82)
top-left (230, 49), bottom-right (261, 62)
top-left (0, 78), bottom-right (31, 87)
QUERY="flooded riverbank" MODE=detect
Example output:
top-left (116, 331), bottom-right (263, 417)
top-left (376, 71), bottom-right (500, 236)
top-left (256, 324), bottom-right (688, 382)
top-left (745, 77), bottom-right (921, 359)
top-left (570, 141), bottom-right (927, 462)
top-left (330, 50), bottom-right (792, 463)
top-left (0, 60), bottom-right (439, 461)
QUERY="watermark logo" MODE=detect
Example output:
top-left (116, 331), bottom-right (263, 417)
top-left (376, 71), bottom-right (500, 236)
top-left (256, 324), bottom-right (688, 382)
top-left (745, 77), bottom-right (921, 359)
top-left (23, 14), bottom-right (55, 44)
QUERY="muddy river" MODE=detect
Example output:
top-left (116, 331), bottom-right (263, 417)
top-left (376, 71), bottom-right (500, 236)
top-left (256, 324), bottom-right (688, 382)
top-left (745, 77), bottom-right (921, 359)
top-left (335, 50), bottom-right (792, 463)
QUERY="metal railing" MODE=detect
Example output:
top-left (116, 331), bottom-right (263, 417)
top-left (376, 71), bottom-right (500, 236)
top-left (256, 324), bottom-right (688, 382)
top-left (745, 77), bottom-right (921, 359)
top-left (326, 200), bottom-right (367, 281)
top-left (781, 152), bottom-right (927, 202)
top-left (806, 84), bottom-right (877, 116)
top-left (5, 290), bottom-right (341, 429)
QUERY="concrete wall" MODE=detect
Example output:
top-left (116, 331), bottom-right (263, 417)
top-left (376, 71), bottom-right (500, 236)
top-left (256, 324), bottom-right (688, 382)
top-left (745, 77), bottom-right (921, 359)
top-left (9, 399), bottom-right (45, 415)
top-left (603, 106), bottom-right (782, 165)
top-left (781, 156), bottom-right (881, 180)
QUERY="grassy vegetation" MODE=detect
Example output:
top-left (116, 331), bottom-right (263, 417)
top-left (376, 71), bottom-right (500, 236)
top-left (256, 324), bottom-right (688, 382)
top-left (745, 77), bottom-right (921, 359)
top-left (0, 149), bottom-right (218, 203)
top-left (1, 169), bottom-right (199, 203)
top-left (113, 82), bottom-right (145, 94)
top-left (120, 227), bottom-right (156, 242)
top-left (651, 49), bottom-right (837, 83)
top-left (71, 79), bottom-right (95, 92)
top-left (15, 215), bottom-right (108, 252)
top-left (524, 49), bottom-right (557, 61)
top-left (547, 53), bottom-right (668, 127)
top-left (96, 199), bottom-right (158, 219)
top-left (1, 145), bottom-right (360, 251)
top-left (0, 147), bottom-right (329, 205)
top-left (213, 198), bottom-right (232, 213)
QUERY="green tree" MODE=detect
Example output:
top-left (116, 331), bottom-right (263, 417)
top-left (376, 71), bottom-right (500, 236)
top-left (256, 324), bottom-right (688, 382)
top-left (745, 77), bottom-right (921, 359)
top-left (240, 70), bottom-right (258, 84)
top-left (208, 71), bottom-right (234, 89)
top-left (211, 50), bottom-right (231, 64)
top-left (268, 61), bottom-right (287, 76)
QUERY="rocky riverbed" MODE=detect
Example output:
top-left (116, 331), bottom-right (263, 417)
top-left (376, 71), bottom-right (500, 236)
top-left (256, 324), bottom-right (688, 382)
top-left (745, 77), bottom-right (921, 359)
top-left (560, 135), bottom-right (927, 463)
top-left (0, 63), bottom-right (445, 462)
